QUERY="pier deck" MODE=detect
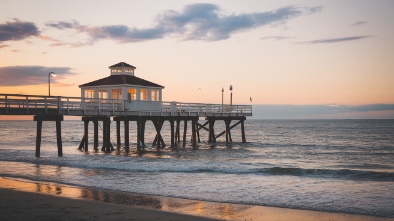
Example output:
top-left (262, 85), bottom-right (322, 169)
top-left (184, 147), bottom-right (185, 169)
top-left (0, 94), bottom-right (252, 117)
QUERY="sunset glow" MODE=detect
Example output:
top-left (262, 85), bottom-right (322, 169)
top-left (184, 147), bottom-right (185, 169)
top-left (1, 0), bottom-right (393, 118)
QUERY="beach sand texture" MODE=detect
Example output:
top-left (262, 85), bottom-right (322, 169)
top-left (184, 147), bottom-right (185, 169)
top-left (1, 177), bottom-right (392, 221)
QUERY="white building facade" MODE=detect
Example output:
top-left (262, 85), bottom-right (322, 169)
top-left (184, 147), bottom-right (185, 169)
top-left (79, 62), bottom-right (164, 111)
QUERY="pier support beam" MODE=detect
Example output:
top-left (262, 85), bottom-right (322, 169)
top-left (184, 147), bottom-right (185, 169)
top-left (101, 117), bottom-right (113, 153)
top-left (94, 120), bottom-right (99, 151)
top-left (124, 120), bottom-right (130, 150)
top-left (34, 115), bottom-right (64, 157)
top-left (183, 120), bottom-right (187, 148)
top-left (170, 118), bottom-right (175, 147)
top-left (115, 120), bottom-right (121, 150)
top-left (208, 119), bottom-right (216, 143)
top-left (241, 119), bottom-right (246, 143)
top-left (175, 120), bottom-right (181, 145)
top-left (80, 116), bottom-right (112, 153)
top-left (191, 118), bottom-right (197, 149)
top-left (152, 119), bottom-right (165, 149)
top-left (207, 117), bottom-right (246, 144)
top-left (35, 120), bottom-right (42, 157)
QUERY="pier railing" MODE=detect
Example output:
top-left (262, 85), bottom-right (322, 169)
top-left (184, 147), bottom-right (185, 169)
top-left (161, 102), bottom-right (252, 116)
top-left (0, 94), bottom-right (252, 117)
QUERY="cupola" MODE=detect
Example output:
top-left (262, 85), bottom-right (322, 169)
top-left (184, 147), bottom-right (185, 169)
top-left (109, 62), bottom-right (136, 76)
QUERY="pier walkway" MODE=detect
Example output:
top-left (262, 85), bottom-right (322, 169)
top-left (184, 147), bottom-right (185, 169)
top-left (0, 94), bottom-right (252, 117)
top-left (0, 94), bottom-right (252, 157)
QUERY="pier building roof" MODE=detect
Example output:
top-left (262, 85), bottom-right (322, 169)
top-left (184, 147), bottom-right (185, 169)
top-left (79, 75), bottom-right (164, 88)
top-left (79, 62), bottom-right (164, 88)
top-left (109, 62), bottom-right (136, 69)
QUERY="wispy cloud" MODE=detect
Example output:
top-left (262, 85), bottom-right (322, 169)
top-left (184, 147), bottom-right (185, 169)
top-left (45, 20), bottom-right (80, 30)
top-left (0, 66), bottom-right (76, 86)
top-left (349, 21), bottom-right (368, 26)
top-left (260, 36), bottom-right (293, 41)
top-left (0, 44), bottom-right (9, 49)
top-left (46, 4), bottom-right (322, 44)
top-left (299, 36), bottom-right (371, 44)
top-left (0, 19), bottom-right (40, 41)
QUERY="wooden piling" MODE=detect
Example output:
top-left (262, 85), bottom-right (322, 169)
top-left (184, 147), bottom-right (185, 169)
top-left (84, 120), bottom-right (89, 152)
top-left (35, 120), bottom-right (42, 157)
top-left (225, 119), bottom-right (231, 144)
top-left (170, 118), bottom-right (175, 147)
top-left (191, 119), bottom-right (197, 149)
top-left (124, 120), bottom-right (129, 150)
top-left (137, 118), bottom-right (141, 151)
top-left (56, 119), bottom-right (63, 157)
top-left (241, 119), bottom-right (246, 143)
top-left (116, 120), bottom-right (120, 149)
top-left (94, 120), bottom-right (99, 151)
top-left (183, 120), bottom-right (187, 148)
top-left (34, 115), bottom-right (64, 157)
top-left (208, 119), bottom-right (216, 143)
top-left (175, 119), bottom-right (180, 144)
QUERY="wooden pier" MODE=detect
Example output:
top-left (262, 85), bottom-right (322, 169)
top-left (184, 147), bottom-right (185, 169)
top-left (0, 94), bottom-right (252, 157)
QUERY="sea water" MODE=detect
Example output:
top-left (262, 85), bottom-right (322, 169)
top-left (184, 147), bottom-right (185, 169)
top-left (0, 119), bottom-right (393, 217)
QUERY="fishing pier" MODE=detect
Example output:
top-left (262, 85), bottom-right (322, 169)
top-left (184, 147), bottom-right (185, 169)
top-left (0, 62), bottom-right (252, 157)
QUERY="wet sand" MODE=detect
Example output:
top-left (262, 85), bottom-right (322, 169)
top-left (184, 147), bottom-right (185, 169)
top-left (0, 177), bottom-right (392, 221)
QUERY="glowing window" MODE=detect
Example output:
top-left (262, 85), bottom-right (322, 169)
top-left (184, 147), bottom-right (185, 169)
top-left (98, 90), bottom-right (108, 99)
top-left (140, 89), bottom-right (148, 100)
top-left (151, 89), bottom-right (159, 101)
top-left (112, 89), bottom-right (122, 100)
top-left (128, 88), bottom-right (137, 100)
top-left (84, 89), bottom-right (94, 99)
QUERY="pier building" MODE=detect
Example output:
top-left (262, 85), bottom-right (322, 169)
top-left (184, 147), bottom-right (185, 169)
top-left (79, 62), bottom-right (164, 111)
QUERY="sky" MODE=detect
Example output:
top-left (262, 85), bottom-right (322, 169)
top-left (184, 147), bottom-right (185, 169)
top-left (1, 0), bottom-right (394, 119)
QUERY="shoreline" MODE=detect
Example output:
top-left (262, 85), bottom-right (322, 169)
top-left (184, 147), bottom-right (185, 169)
top-left (1, 176), bottom-right (393, 221)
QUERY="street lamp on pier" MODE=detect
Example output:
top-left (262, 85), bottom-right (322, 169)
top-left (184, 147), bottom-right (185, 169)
top-left (48, 72), bottom-right (57, 96)
top-left (221, 87), bottom-right (224, 112)
top-left (229, 85), bottom-right (233, 108)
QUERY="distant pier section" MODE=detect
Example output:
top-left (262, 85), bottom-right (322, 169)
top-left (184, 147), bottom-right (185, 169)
top-left (0, 62), bottom-right (252, 157)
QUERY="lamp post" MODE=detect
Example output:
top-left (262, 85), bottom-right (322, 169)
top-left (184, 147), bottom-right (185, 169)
top-left (221, 87), bottom-right (224, 112)
top-left (229, 85), bottom-right (233, 108)
top-left (48, 72), bottom-right (57, 96)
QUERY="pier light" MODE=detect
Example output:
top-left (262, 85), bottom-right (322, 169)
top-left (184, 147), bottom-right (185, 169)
top-left (222, 87), bottom-right (224, 112)
top-left (229, 85), bottom-right (233, 107)
top-left (48, 72), bottom-right (57, 96)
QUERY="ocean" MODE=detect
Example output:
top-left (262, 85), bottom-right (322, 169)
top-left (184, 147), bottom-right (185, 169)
top-left (0, 119), bottom-right (393, 218)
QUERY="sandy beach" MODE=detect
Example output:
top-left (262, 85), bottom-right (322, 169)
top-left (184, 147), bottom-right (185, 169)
top-left (1, 177), bottom-right (393, 221)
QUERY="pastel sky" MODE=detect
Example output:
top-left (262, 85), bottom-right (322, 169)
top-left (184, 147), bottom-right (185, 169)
top-left (1, 0), bottom-right (393, 119)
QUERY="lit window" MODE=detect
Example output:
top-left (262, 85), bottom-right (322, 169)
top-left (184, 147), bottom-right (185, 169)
top-left (84, 89), bottom-right (94, 99)
top-left (112, 89), bottom-right (122, 100)
top-left (140, 89), bottom-right (148, 100)
top-left (98, 90), bottom-right (108, 99)
top-left (151, 89), bottom-right (159, 101)
top-left (128, 88), bottom-right (137, 100)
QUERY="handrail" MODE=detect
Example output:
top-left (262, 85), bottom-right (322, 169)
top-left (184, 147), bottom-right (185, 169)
top-left (0, 94), bottom-right (252, 116)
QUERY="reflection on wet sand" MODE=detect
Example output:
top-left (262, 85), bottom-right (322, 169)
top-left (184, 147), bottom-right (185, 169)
top-left (0, 177), bottom-right (242, 220)
top-left (1, 176), bottom-right (388, 221)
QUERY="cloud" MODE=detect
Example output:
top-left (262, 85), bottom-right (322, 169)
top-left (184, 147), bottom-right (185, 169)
top-left (0, 44), bottom-right (9, 49)
top-left (299, 36), bottom-right (371, 44)
top-left (0, 66), bottom-right (76, 86)
top-left (45, 20), bottom-right (80, 30)
top-left (260, 36), bottom-right (293, 41)
top-left (0, 19), bottom-right (40, 41)
top-left (349, 21), bottom-right (368, 26)
top-left (46, 4), bottom-right (322, 43)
